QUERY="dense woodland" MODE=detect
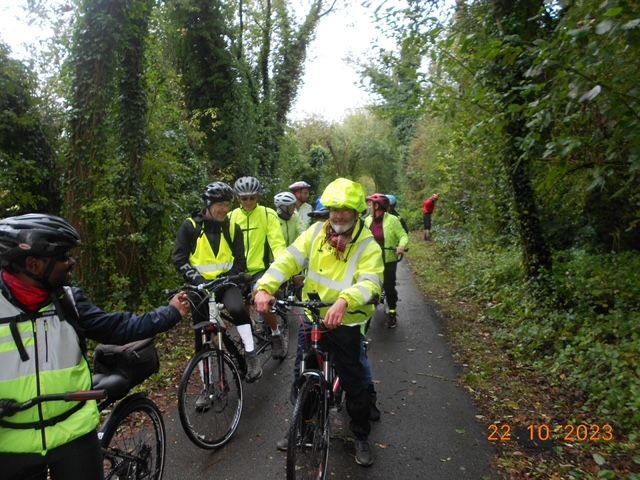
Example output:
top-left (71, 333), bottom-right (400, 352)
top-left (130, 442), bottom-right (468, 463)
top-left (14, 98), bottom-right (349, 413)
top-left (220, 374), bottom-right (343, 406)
top-left (1, 0), bottom-right (638, 477)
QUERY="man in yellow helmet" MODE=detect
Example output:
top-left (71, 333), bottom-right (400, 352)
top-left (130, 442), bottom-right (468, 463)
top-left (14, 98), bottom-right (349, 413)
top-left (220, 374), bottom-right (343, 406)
top-left (254, 178), bottom-right (383, 467)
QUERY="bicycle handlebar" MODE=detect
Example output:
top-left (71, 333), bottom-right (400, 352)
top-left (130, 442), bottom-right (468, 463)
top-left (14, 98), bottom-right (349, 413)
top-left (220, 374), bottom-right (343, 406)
top-left (0, 390), bottom-right (107, 418)
top-left (167, 273), bottom-right (253, 297)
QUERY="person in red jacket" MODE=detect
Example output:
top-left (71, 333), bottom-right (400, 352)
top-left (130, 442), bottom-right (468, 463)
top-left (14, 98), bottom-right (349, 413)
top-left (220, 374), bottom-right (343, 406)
top-left (422, 193), bottom-right (440, 241)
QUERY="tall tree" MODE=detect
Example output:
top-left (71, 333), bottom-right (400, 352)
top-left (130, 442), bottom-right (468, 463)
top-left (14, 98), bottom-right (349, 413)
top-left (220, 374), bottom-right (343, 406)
top-left (486, 0), bottom-right (553, 279)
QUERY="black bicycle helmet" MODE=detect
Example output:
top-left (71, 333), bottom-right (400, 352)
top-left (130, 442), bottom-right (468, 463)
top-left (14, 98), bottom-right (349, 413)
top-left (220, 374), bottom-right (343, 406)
top-left (0, 213), bottom-right (81, 263)
top-left (234, 176), bottom-right (262, 197)
top-left (202, 182), bottom-right (234, 205)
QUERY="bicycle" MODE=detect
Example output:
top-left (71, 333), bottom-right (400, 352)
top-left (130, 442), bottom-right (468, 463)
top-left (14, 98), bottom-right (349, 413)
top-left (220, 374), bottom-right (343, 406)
top-left (271, 293), bottom-right (344, 480)
top-left (175, 273), bottom-right (290, 450)
top-left (0, 339), bottom-right (166, 480)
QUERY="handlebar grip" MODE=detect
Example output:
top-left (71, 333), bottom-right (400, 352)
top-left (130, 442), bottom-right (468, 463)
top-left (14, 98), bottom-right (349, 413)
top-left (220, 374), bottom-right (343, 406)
top-left (63, 390), bottom-right (107, 402)
top-left (0, 399), bottom-right (21, 418)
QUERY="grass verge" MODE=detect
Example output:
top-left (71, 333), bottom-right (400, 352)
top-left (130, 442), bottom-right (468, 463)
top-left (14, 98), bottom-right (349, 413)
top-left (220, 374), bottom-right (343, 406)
top-left (405, 232), bottom-right (639, 480)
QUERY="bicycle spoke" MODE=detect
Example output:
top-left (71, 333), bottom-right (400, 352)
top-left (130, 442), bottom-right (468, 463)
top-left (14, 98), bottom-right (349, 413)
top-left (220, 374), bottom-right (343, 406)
top-left (287, 380), bottom-right (329, 480)
top-left (178, 349), bottom-right (243, 449)
top-left (101, 397), bottom-right (165, 480)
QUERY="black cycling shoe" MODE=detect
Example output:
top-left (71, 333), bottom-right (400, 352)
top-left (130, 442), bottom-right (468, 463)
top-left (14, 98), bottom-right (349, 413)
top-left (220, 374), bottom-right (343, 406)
top-left (354, 439), bottom-right (374, 466)
top-left (276, 434), bottom-right (288, 451)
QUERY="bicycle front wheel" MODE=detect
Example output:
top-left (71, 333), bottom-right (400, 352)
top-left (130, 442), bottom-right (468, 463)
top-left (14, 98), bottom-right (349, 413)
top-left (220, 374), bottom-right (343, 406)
top-left (286, 378), bottom-right (329, 480)
top-left (100, 394), bottom-right (165, 480)
top-left (178, 348), bottom-right (243, 449)
top-left (276, 309), bottom-right (290, 361)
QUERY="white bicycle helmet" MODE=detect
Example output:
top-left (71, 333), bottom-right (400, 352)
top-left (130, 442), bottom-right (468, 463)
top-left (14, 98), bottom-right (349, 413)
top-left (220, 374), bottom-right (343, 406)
top-left (289, 180), bottom-right (311, 192)
top-left (274, 192), bottom-right (297, 209)
top-left (234, 176), bottom-right (262, 197)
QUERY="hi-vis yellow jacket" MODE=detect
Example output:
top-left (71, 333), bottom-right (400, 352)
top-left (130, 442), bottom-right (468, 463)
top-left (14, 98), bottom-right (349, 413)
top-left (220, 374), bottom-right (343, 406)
top-left (256, 219), bottom-right (383, 331)
top-left (364, 212), bottom-right (409, 263)
top-left (229, 205), bottom-right (286, 276)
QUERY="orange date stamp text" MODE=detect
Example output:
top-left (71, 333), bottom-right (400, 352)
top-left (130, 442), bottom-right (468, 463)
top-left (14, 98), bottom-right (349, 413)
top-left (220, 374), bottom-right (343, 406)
top-left (487, 422), bottom-right (614, 443)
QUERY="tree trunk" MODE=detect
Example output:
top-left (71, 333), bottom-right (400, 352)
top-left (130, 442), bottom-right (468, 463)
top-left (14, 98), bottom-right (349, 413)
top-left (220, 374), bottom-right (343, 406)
top-left (491, 0), bottom-right (553, 279)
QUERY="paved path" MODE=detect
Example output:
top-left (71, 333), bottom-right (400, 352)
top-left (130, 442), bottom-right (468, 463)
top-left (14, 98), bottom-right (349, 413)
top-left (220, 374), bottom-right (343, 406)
top-left (162, 261), bottom-right (495, 479)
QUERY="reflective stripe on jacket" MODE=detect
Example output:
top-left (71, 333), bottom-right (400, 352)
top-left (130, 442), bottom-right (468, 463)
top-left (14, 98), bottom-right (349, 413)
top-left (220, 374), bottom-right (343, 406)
top-left (364, 213), bottom-right (409, 263)
top-left (256, 219), bottom-right (383, 331)
top-left (0, 289), bottom-right (99, 455)
top-left (187, 217), bottom-right (234, 280)
top-left (229, 205), bottom-right (286, 275)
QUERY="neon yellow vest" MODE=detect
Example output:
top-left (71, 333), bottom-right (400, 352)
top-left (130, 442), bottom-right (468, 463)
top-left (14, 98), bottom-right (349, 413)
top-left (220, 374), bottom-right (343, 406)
top-left (187, 218), bottom-right (235, 280)
top-left (0, 289), bottom-right (99, 454)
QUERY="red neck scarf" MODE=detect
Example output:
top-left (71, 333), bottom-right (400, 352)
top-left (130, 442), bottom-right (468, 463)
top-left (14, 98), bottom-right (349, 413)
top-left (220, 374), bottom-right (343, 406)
top-left (325, 223), bottom-right (354, 259)
top-left (1, 270), bottom-right (49, 312)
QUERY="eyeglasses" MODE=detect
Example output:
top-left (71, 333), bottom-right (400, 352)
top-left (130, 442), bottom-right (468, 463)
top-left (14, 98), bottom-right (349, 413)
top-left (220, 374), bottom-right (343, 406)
top-left (240, 196), bottom-right (257, 201)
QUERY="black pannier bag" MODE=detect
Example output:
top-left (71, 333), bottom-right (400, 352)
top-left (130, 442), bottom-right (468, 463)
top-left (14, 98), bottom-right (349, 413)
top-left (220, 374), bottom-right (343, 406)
top-left (93, 337), bottom-right (160, 389)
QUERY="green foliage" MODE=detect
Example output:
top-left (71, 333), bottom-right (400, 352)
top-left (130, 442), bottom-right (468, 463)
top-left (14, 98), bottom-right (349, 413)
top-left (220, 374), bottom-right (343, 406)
top-left (420, 228), bottom-right (640, 436)
top-left (280, 111), bottom-right (402, 195)
top-left (0, 43), bottom-right (61, 216)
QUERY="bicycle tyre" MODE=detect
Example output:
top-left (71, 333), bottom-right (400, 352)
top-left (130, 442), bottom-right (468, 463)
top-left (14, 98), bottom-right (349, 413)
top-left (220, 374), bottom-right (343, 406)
top-left (178, 348), bottom-right (243, 449)
top-left (276, 309), bottom-right (290, 361)
top-left (100, 394), bottom-right (165, 480)
top-left (286, 377), bottom-right (329, 480)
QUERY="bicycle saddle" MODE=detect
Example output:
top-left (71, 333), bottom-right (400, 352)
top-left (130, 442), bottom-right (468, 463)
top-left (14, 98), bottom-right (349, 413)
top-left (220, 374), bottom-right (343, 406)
top-left (92, 372), bottom-right (130, 402)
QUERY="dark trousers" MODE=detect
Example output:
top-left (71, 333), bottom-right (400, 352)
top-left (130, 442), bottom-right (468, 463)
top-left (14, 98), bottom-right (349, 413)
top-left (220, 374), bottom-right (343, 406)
top-left (190, 284), bottom-right (250, 350)
top-left (383, 261), bottom-right (398, 310)
top-left (325, 325), bottom-right (371, 439)
top-left (1, 430), bottom-right (103, 480)
top-left (294, 319), bottom-right (373, 387)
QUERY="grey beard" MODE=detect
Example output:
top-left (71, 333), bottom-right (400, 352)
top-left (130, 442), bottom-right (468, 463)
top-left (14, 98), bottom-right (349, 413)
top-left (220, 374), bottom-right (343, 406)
top-left (330, 220), bottom-right (355, 234)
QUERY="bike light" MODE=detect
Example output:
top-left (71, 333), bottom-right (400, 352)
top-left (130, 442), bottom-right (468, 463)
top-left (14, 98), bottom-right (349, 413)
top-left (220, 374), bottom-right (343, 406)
top-left (311, 327), bottom-right (323, 343)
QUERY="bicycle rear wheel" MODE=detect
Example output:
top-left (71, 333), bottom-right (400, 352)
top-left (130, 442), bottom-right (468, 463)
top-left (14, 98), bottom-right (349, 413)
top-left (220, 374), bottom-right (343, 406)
top-left (100, 394), bottom-right (165, 480)
top-left (286, 378), bottom-right (329, 480)
top-left (178, 348), bottom-right (243, 449)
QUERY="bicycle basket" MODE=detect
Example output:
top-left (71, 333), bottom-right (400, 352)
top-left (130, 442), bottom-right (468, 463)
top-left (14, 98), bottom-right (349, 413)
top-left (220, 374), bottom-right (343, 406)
top-left (93, 337), bottom-right (159, 388)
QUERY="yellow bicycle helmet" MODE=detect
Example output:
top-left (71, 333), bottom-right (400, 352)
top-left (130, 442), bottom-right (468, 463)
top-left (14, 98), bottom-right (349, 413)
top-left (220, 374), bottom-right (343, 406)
top-left (320, 178), bottom-right (367, 213)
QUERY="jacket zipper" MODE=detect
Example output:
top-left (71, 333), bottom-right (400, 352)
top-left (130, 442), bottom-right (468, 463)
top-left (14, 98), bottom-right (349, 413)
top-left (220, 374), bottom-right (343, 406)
top-left (44, 318), bottom-right (49, 362)
top-left (33, 319), bottom-right (47, 451)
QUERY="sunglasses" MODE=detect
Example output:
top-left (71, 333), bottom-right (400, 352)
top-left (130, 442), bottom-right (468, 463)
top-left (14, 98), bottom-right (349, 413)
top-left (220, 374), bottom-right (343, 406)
top-left (240, 196), bottom-right (257, 201)
top-left (52, 252), bottom-right (73, 263)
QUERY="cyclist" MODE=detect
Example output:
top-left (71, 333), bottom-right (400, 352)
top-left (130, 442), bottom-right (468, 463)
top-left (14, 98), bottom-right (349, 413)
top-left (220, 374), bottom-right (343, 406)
top-left (172, 181), bottom-right (263, 382)
top-left (255, 177), bottom-right (383, 467)
top-left (274, 191), bottom-right (302, 246)
top-left (0, 213), bottom-right (190, 480)
top-left (385, 194), bottom-right (409, 233)
top-left (290, 197), bottom-right (380, 420)
top-left (230, 176), bottom-right (287, 360)
top-left (365, 193), bottom-right (409, 328)
top-left (308, 198), bottom-right (329, 222)
top-left (289, 180), bottom-right (313, 230)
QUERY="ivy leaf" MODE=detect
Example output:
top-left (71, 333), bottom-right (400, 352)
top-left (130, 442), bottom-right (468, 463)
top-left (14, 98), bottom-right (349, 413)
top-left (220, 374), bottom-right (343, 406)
top-left (579, 85), bottom-right (602, 102)
top-left (622, 19), bottom-right (640, 30)
top-left (596, 19), bottom-right (615, 35)
top-left (592, 452), bottom-right (607, 466)
top-left (603, 7), bottom-right (623, 17)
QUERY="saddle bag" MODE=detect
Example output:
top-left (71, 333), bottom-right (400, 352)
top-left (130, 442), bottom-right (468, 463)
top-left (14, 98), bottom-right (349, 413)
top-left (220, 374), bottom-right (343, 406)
top-left (93, 337), bottom-right (160, 388)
